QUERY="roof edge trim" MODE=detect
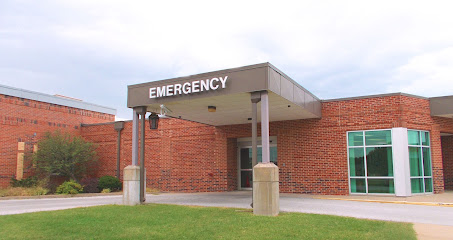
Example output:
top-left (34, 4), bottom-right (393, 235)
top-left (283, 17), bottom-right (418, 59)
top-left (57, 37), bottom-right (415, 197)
top-left (0, 84), bottom-right (117, 115)
top-left (322, 92), bottom-right (427, 102)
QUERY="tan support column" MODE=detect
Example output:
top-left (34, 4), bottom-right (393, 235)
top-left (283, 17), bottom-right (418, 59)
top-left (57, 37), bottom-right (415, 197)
top-left (123, 107), bottom-right (146, 205)
top-left (123, 165), bottom-right (140, 205)
top-left (253, 91), bottom-right (279, 216)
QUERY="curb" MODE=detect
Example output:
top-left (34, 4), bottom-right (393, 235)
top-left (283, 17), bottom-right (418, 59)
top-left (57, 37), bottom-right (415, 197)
top-left (0, 192), bottom-right (123, 201)
top-left (314, 197), bottom-right (453, 207)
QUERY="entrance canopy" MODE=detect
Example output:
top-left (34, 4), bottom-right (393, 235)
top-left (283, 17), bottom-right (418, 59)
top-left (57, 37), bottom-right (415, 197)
top-left (128, 63), bottom-right (321, 126)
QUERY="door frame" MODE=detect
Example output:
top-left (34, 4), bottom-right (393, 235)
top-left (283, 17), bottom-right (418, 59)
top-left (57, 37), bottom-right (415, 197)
top-left (237, 136), bottom-right (277, 190)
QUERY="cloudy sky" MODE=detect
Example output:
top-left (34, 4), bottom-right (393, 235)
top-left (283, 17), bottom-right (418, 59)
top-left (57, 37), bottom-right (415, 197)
top-left (1, 0), bottom-right (453, 119)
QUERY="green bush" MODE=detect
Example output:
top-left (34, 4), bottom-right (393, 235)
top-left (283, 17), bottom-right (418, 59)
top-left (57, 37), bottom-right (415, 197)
top-left (56, 180), bottom-right (83, 194)
top-left (101, 188), bottom-right (111, 193)
top-left (0, 187), bottom-right (49, 197)
top-left (33, 131), bottom-right (98, 181)
top-left (98, 176), bottom-right (121, 192)
top-left (10, 176), bottom-right (37, 188)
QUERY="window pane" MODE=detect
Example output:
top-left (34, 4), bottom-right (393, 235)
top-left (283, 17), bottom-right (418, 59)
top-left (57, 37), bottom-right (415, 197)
top-left (422, 132), bottom-right (430, 146)
top-left (241, 148), bottom-right (251, 169)
top-left (257, 147), bottom-right (262, 163)
top-left (368, 179), bottom-right (394, 193)
top-left (349, 148), bottom-right (365, 176)
top-left (409, 147), bottom-right (422, 177)
top-left (366, 147), bottom-right (393, 176)
top-left (411, 178), bottom-right (423, 193)
top-left (408, 130), bottom-right (420, 145)
top-left (240, 171), bottom-right (252, 188)
top-left (350, 178), bottom-right (366, 193)
top-left (425, 178), bottom-right (433, 193)
top-left (365, 130), bottom-right (392, 145)
top-left (423, 148), bottom-right (432, 176)
top-left (270, 146), bottom-right (278, 166)
top-left (348, 132), bottom-right (363, 146)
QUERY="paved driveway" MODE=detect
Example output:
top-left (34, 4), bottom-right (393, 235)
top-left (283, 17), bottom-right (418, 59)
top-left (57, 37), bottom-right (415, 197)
top-left (2, 192), bottom-right (453, 226)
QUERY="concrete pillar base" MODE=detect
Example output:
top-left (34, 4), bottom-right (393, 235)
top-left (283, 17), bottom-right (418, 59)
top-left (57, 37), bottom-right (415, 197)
top-left (123, 165), bottom-right (141, 205)
top-left (253, 162), bottom-right (279, 216)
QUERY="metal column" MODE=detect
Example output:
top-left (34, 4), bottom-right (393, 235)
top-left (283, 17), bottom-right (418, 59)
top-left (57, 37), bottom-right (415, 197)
top-left (139, 109), bottom-right (146, 203)
top-left (251, 92), bottom-right (261, 168)
top-left (114, 121), bottom-right (125, 179)
top-left (132, 109), bottom-right (139, 166)
top-left (260, 91), bottom-right (270, 163)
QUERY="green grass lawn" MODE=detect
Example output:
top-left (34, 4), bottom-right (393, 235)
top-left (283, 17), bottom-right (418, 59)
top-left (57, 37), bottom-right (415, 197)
top-left (0, 204), bottom-right (415, 240)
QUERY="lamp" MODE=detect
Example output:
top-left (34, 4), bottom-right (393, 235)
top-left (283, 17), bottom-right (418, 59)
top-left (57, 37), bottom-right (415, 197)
top-left (148, 112), bottom-right (159, 129)
top-left (208, 106), bottom-right (216, 112)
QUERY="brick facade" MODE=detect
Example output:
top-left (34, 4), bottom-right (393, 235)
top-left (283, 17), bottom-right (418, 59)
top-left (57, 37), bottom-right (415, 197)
top-left (0, 93), bottom-right (115, 187)
top-left (2, 90), bottom-right (452, 194)
top-left (81, 94), bottom-right (453, 195)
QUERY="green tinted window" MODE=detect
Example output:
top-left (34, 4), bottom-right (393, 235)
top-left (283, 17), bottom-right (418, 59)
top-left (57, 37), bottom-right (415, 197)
top-left (365, 130), bottom-right (391, 145)
top-left (409, 147), bottom-right (422, 177)
top-left (422, 132), bottom-right (430, 146)
top-left (348, 132), bottom-right (363, 146)
top-left (349, 148), bottom-right (365, 176)
top-left (366, 147), bottom-right (393, 177)
top-left (350, 178), bottom-right (366, 193)
top-left (424, 178), bottom-right (433, 192)
top-left (270, 147), bottom-right (278, 166)
top-left (408, 130), bottom-right (420, 145)
top-left (368, 179), bottom-right (394, 193)
top-left (411, 178), bottom-right (423, 193)
top-left (423, 148), bottom-right (431, 176)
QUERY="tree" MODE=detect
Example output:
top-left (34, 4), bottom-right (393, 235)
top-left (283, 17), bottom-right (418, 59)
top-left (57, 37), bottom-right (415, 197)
top-left (33, 131), bottom-right (98, 182)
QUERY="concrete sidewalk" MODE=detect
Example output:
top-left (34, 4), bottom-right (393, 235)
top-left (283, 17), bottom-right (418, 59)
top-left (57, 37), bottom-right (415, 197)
top-left (312, 191), bottom-right (453, 207)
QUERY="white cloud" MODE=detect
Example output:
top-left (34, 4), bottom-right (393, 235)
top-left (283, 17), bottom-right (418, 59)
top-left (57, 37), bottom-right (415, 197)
top-left (2, 0), bottom-right (453, 118)
top-left (388, 47), bottom-right (453, 96)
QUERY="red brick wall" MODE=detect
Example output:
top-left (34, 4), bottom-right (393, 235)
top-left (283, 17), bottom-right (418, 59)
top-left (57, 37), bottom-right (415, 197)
top-left (442, 136), bottom-right (453, 190)
top-left (81, 94), bottom-right (453, 195)
top-left (399, 96), bottom-right (453, 193)
top-left (219, 95), bottom-right (406, 195)
top-left (0, 94), bottom-right (115, 187)
top-left (81, 118), bottom-right (228, 192)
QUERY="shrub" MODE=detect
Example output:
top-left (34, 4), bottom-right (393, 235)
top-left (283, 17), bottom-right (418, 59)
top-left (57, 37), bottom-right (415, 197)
top-left (80, 178), bottom-right (100, 193)
top-left (146, 188), bottom-right (160, 195)
top-left (33, 131), bottom-right (98, 182)
top-left (10, 176), bottom-right (38, 188)
top-left (101, 188), bottom-right (111, 193)
top-left (0, 187), bottom-right (49, 197)
top-left (98, 176), bottom-right (121, 192)
top-left (32, 187), bottom-right (49, 196)
top-left (56, 180), bottom-right (83, 194)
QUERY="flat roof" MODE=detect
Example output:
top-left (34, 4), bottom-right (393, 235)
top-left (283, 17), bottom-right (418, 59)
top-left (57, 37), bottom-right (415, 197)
top-left (0, 84), bottom-right (116, 115)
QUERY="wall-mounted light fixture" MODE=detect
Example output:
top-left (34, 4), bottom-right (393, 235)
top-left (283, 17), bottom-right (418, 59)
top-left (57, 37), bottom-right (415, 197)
top-left (148, 112), bottom-right (159, 129)
top-left (208, 106), bottom-right (216, 112)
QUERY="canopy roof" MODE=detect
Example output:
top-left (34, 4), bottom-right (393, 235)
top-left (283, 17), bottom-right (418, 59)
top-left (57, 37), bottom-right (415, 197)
top-left (128, 63), bottom-right (321, 126)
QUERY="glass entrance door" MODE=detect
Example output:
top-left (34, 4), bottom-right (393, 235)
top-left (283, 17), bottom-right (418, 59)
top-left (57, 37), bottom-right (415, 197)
top-left (239, 146), bottom-right (277, 190)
